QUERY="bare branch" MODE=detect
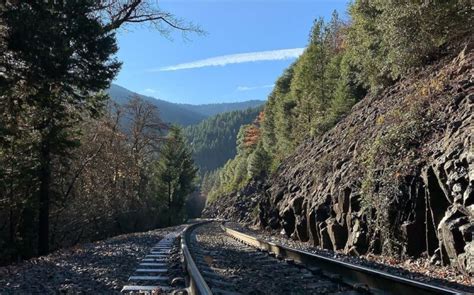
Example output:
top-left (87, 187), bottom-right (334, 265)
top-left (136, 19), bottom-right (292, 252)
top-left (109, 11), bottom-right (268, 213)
top-left (96, 0), bottom-right (204, 36)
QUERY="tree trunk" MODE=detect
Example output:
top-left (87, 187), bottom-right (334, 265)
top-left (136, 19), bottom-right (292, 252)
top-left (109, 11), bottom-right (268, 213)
top-left (38, 138), bottom-right (51, 256)
top-left (8, 144), bottom-right (15, 247)
top-left (168, 181), bottom-right (171, 226)
top-left (9, 207), bottom-right (15, 246)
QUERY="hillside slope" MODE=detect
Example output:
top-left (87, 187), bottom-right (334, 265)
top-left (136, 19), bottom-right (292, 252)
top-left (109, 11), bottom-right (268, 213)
top-left (203, 45), bottom-right (473, 274)
top-left (184, 107), bottom-right (262, 173)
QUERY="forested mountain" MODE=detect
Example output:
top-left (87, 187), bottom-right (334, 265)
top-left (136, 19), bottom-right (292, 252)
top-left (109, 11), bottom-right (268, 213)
top-left (108, 84), bottom-right (205, 126)
top-left (204, 11), bottom-right (365, 202)
top-left (108, 84), bottom-right (265, 126)
top-left (184, 107), bottom-right (262, 173)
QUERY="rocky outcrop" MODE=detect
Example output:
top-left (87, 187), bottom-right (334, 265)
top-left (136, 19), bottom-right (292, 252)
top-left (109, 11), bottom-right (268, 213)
top-left (202, 178), bottom-right (267, 223)
top-left (204, 44), bottom-right (474, 274)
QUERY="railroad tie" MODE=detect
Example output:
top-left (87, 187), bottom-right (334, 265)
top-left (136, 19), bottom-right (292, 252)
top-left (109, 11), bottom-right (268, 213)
top-left (121, 231), bottom-right (179, 294)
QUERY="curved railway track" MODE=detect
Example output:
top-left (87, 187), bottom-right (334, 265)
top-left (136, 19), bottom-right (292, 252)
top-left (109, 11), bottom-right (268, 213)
top-left (183, 220), bottom-right (464, 295)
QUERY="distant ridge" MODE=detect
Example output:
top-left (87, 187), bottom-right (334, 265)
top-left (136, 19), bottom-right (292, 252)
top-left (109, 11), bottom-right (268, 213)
top-left (107, 84), bottom-right (205, 126)
top-left (107, 84), bottom-right (265, 126)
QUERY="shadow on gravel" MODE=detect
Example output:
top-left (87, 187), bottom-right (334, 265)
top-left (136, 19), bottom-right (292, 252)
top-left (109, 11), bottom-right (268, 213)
top-left (0, 260), bottom-right (115, 294)
top-left (0, 232), bottom-right (167, 294)
top-left (192, 225), bottom-right (354, 295)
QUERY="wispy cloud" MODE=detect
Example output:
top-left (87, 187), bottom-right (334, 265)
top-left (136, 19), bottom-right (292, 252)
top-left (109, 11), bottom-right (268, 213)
top-left (150, 48), bottom-right (305, 72)
top-left (237, 84), bottom-right (275, 91)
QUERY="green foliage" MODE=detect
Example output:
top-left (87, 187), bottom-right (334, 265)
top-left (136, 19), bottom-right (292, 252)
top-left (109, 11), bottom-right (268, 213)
top-left (247, 142), bottom-right (271, 179)
top-left (206, 11), bottom-right (363, 201)
top-left (270, 66), bottom-right (299, 164)
top-left (153, 126), bottom-right (198, 225)
top-left (263, 11), bottom-right (362, 166)
top-left (347, 0), bottom-right (473, 90)
top-left (206, 123), bottom-right (262, 203)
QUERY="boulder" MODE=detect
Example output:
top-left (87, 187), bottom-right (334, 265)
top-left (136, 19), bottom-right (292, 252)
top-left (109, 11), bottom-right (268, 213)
top-left (345, 218), bottom-right (368, 255)
top-left (280, 207), bottom-right (295, 237)
top-left (319, 223), bottom-right (333, 250)
top-left (401, 220), bottom-right (425, 257)
top-left (326, 218), bottom-right (348, 251)
top-left (457, 241), bottom-right (474, 275)
top-left (295, 215), bottom-right (309, 242)
top-left (437, 205), bottom-right (470, 265)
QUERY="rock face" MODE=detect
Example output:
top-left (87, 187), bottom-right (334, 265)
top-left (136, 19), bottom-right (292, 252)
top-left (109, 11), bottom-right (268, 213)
top-left (203, 178), bottom-right (266, 223)
top-left (203, 45), bottom-right (474, 274)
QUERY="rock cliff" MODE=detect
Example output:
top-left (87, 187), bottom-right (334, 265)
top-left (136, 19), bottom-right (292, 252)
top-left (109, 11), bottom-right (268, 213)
top-left (203, 45), bottom-right (473, 274)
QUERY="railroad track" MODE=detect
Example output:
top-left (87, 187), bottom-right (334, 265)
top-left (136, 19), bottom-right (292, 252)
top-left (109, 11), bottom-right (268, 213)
top-left (183, 221), bottom-right (464, 295)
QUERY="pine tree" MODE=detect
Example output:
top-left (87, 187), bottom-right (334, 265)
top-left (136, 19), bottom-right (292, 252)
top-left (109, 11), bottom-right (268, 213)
top-left (247, 142), bottom-right (270, 179)
top-left (155, 126), bottom-right (198, 225)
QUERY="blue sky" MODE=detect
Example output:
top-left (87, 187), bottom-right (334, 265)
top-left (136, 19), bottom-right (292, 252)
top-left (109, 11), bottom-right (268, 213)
top-left (114, 0), bottom-right (349, 104)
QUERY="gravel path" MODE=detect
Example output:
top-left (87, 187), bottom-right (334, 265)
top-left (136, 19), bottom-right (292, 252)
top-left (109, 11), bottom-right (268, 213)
top-left (190, 222), bottom-right (358, 295)
top-left (225, 222), bottom-right (474, 293)
top-left (0, 225), bottom-right (185, 294)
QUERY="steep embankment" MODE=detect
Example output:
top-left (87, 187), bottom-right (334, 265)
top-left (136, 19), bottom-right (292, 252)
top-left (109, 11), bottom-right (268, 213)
top-left (204, 45), bottom-right (473, 274)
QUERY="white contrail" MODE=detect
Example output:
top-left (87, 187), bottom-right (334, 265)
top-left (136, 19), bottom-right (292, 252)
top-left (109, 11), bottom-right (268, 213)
top-left (237, 84), bottom-right (275, 91)
top-left (151, 48), bottom-right (305, 72)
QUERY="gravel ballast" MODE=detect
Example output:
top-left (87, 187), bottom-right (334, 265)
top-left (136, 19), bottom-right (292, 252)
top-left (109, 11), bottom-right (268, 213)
top-left (190, 222), bottom-right (357, 294)
top-left (225, 222), bottom-right (474, 293)
top-left (0, 226), bottom-right (185, 294)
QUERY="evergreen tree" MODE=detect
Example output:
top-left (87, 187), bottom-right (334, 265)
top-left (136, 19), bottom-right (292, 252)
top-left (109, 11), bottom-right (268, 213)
top-left (247, 142), bottom-right (270, 179)
top-left (291, 12), bottom-right (351, 138)
top-left (0, 1), bottom-right (120, 255)
top-left (155, 126), bottom-right (198, 225)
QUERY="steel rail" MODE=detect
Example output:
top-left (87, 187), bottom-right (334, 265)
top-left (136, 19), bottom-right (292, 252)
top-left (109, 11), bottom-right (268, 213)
top-left (222, 224), bottom-right (463, 295)
top-left (182, 221), bottom-right (213, 295)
